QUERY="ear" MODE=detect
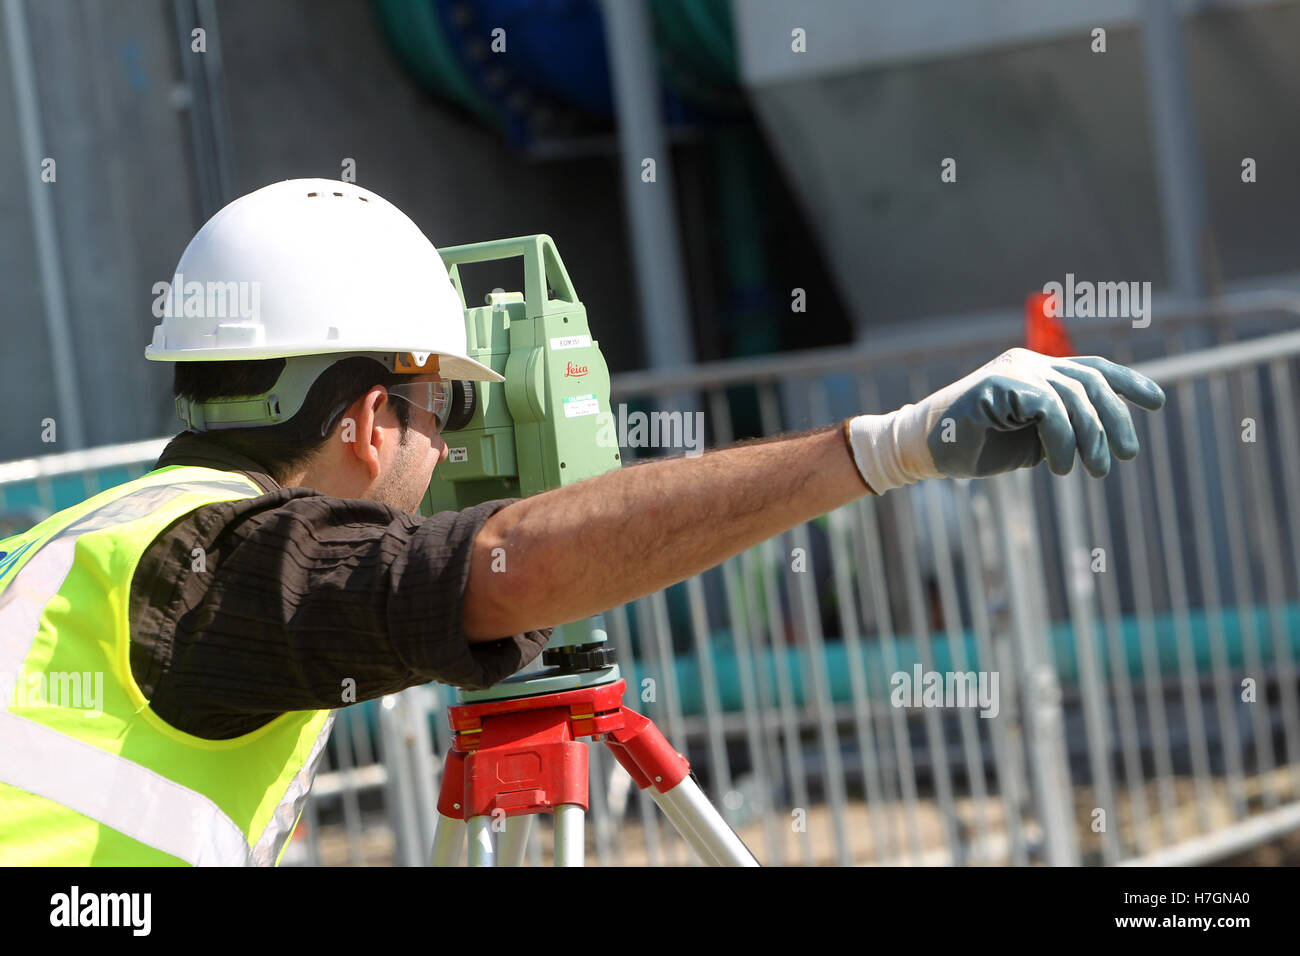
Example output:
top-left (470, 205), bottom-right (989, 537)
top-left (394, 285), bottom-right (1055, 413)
top-left (343, 385), bottom-right (389, 480)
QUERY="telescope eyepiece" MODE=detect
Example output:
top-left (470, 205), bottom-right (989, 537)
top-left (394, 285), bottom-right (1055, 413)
top-left (443, 380), bottom-right (477, 432)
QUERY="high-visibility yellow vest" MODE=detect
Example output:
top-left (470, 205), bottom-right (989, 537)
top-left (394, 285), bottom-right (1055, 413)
top-left (0, 465), bottom-right (335, 865)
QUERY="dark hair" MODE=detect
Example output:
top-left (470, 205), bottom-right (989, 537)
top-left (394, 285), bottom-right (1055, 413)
top-left (172, 356), bottom-right (412, 484)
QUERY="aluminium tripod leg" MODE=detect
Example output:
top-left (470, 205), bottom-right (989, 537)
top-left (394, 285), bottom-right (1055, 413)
top-left (553, 804), bottom-right (585, 866)
top-left (649, 785), bottom-right (723, 865)
top-left (467, 815), bottom-right (496, 866)
top-left (431, 748), bottom-right (468, 866)
top-left (497, 814), bottom-right (533, 867)
top-left (431, 814), bottom-right (466, 866)
top-left (605, 706), bottom-right (759, 866)
top-left (652, 776), bottom-right (757, 866)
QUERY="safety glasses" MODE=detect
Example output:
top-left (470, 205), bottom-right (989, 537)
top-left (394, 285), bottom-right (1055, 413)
top-left (385, 380), bottom-right (454, 430)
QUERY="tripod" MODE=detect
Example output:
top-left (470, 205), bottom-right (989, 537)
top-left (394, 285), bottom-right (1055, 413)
top-left (429, 677), bottom-right (759, 866)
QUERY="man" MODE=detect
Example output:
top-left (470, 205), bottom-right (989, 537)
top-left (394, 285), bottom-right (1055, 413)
top-left (0, 178), bottom-right (1164, 866)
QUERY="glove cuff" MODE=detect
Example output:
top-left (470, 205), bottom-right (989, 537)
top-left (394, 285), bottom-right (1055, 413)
top-left (841, 418), bottom-right (877, 494)
top-left (845, 409), bottom-right (930, 495)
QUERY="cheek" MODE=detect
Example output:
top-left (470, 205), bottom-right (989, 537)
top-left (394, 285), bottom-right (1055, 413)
top-left (419, 433), bottom-right (442, 479)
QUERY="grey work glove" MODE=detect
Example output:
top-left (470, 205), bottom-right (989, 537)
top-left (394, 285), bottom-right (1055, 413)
top-left (845, 348), bottom-right (1166, 494)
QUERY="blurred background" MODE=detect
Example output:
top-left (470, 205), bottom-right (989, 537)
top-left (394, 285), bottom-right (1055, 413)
top-left (2, 0), bottom-right (1299, 866)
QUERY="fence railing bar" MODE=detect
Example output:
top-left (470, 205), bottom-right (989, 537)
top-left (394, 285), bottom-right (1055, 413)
top-left (608, 294), bottom-right (1300, 398)
top-left (1175, 374), bottom-right (1251, 819)
top-left (1209, 373), bottom-right (1277, 810)
top-left (787, 519), bottom-right (854, 866)
top-left (894, 487), bottom-right (962, 864)
top-left (827, 505), bottom-right (892, 863)
top-left (758, 535), bottom-right (814, 866)
top-left (923, 479), bottom-right (995, 863)
top-left (1260, 361), bottom-right (1300, 799)
top-left (1117, 799), bottom-right (1300, 867)
top-left (1083, 474), bottom-right (1154, 857)
top-left (1147, 396), bottom-right (1216, 833)
top-left (956, 481), bottom-right (1030, 865)
top-left (722, 553), bottom-right (786, 864)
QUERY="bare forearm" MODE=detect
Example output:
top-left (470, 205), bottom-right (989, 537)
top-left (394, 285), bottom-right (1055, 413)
top-left (461, 423), bottom-right (870, 640)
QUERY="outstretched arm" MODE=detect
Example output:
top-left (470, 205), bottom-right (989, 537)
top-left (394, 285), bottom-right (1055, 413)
top-left (463, 423), bottom-right (864, 639)
top-left (461, 349), bottom-right (1165, 640)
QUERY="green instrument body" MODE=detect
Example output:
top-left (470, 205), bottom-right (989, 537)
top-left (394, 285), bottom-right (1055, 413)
top-left (421, 235), bottom-right (620, 508)
top-left (420, 236), bottom-right (623, 695)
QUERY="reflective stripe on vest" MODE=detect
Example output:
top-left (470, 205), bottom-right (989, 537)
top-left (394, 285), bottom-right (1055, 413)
top-left (0, 711), bottom-right (256, 865)
top-left (250, 711), bottom-right (335, 866)
top-left (0, 482), bottom-right (253, 683)
top-left (0, 475), bottom-right (335, 866)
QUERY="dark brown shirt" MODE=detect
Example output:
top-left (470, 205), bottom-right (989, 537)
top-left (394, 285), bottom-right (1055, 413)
top-left (129, 432), bottom-right (551, 740)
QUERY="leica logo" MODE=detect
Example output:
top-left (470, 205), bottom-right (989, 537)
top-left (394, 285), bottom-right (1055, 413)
top-left (564, 361), bottom-right (588, 378)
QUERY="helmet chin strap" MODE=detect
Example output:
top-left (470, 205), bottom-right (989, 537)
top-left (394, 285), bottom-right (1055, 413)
top-left (176, 352), bottom-right (400, 432)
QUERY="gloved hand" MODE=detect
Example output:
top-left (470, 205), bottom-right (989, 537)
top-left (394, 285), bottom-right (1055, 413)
top-left (844, 348), bottom-right (1166, 494)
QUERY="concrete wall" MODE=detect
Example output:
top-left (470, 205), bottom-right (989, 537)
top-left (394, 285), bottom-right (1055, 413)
top-left (734, 0), bottom-right (1300, 333)
top-left (0, 0), bottom-right (641, 458)
top-left (0, 0), bottom-right (196, 456)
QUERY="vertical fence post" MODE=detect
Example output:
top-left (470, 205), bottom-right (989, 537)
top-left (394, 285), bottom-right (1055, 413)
top-left (1053, 470), bottom-right (1121, 863)
top-left (988, 472), bottom-right (1080, 866)
top-left (377, 692), bottom-right (429, 867)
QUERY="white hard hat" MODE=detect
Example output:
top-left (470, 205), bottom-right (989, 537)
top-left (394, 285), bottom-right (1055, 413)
top-left (146, 178), bottom-right (502, 431)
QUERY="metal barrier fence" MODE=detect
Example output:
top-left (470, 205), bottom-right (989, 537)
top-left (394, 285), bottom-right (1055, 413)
top-left (3, 292), bottom-right (1298, 865)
